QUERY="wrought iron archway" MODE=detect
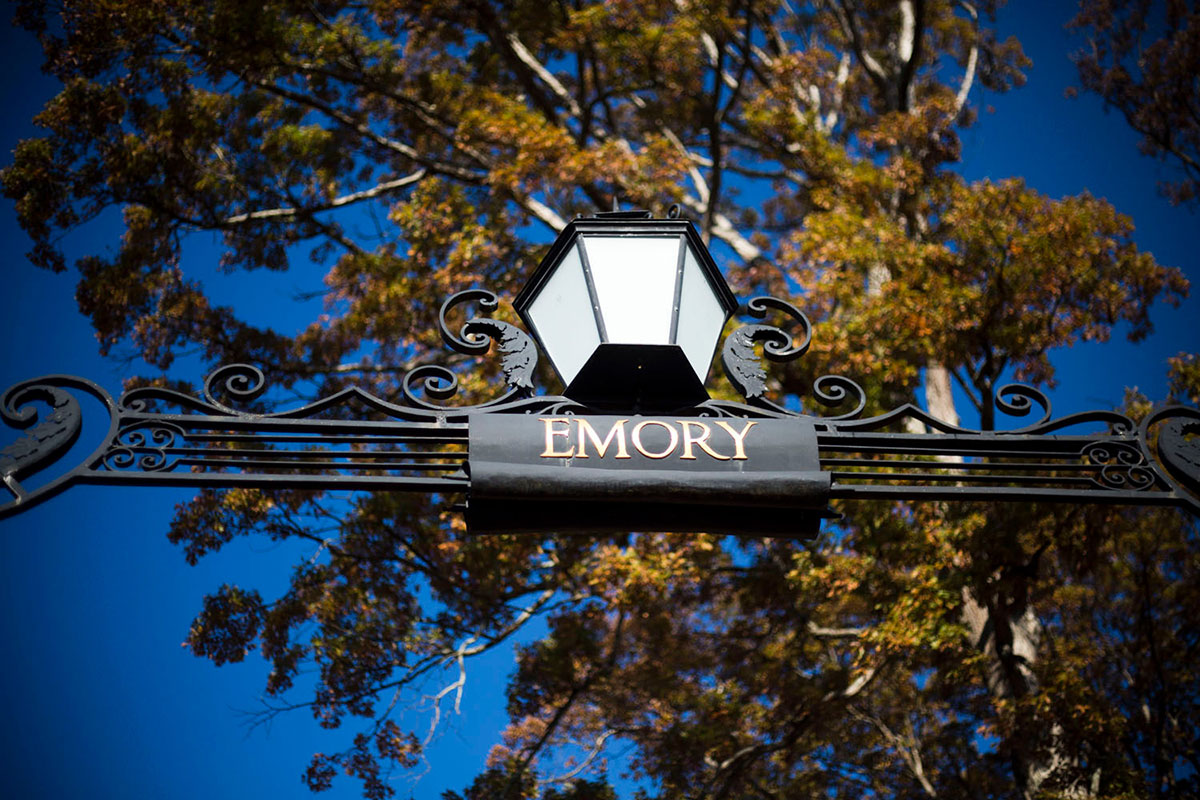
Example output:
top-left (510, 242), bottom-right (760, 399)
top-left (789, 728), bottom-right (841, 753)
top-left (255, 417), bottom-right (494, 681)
top-left (3, 289), bottom-right (1199, 527)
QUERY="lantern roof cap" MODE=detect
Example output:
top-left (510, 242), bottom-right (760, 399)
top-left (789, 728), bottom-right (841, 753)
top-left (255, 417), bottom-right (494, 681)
top-left (513, 212), bottom-right (738, 318)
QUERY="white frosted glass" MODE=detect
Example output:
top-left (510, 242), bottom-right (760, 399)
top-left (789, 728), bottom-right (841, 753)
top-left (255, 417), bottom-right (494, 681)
top-left (676, 245), bottom-right (728, 381)
top-left (582, 235), bottom-right (680, 345)
top-left (525, 243), bottom-right (601, 384)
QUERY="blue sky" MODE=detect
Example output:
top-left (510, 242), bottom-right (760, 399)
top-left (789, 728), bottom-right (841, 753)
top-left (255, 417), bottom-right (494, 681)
top-left (1, 4), bottom-right (1198, 799)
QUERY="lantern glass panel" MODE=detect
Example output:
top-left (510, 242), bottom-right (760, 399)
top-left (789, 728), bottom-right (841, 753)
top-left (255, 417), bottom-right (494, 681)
top-left (676, 244), bottom-right (728, 381)
top-left (523, 242), bottom-right (600, 384)
top-left (582, 235), bottom-right (680, 345)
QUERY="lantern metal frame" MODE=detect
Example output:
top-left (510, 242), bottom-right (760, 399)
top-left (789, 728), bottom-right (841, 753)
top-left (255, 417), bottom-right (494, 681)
top-left (513, 210), bottom-right (738, 410)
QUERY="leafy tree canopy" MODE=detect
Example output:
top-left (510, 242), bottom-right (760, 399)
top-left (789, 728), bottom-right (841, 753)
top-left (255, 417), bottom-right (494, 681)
top-left (1070, 0), bottom-right (1200, 207)
top-left (3, 1), bottom-right (1195, 798)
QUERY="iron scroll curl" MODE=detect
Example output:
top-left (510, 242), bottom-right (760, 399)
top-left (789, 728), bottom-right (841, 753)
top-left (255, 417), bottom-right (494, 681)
top-left (0, 375), bottom-right (120, 518)
top-left (721, 295), bottom-right (813, 402)
top-left (433, 289), bottom-right (538, 403)
top-left (1142, 407), bottom-right (1200, 512)
top-left (719, 295), bottom-right (866, 419)
top-left (993, 383), bottom-right (1136, 435)
top-left (203, 364), bottom-right (270, 413)
top-left (1, 381), bottom-right (84, 487)
top-left (101, 421), bottom-right (187, 472)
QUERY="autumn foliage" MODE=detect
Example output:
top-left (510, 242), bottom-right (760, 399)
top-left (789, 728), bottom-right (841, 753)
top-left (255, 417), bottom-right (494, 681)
top-left (1070, 0), bottom-right (1200, 206)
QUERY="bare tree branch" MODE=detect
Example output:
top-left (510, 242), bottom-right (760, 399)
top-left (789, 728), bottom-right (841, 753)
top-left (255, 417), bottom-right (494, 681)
top-left (807, 621), bottom-right (867, 639)
top-left (679, 194), bottom-right (765, 263)
top-left (249, 79), bottom-right (484, 182)
top-left (850, 708), bottom-right (939, 798)
top-left (505, 32), bottom-right (584, 119)
top-left (536, 729), bottom-right (618, 786)
top-left (522, 196), bottom-right (569, 232)
top-left (223, 170), bottom-right (426, 224)
top-left (953, 1), bottom-right (980, 116)
top-left (832, 0), bottom-right (891, 95)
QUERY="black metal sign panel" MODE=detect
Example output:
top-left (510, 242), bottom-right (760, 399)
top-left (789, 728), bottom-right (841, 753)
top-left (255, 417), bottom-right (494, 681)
top-left (467, 415), bottom-right (829, 536)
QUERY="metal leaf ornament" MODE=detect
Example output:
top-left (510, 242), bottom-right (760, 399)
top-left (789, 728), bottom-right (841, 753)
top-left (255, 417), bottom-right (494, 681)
top-left (461, 319), bottom-right (536, 390)
top-left (722, 324), bottom-right (774, 399)
top-left (1, 383), bottom-right (82, 488)
top-left (721, 297), bottom-right (813, 403)
top-left (1157, 416), bottom-right (1200, 495)
top-left (438, 289), bottom-right (538, 393)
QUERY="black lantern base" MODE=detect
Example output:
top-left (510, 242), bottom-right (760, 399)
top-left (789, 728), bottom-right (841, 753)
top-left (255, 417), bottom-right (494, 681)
top-left (564, 343), bottom-right (709, 412)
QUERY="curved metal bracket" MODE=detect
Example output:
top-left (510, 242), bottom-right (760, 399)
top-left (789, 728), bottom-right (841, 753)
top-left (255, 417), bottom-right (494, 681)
top-left (1, 382), bottom-right (83, 491)
top-left (721, 296), bottom-right (811, 401)
top-left (439, 289), bottom-right (537, 393)
top-left (720, 296), bottom-right (866, 419)
top-left (0, 375), bottom-right (119, 517)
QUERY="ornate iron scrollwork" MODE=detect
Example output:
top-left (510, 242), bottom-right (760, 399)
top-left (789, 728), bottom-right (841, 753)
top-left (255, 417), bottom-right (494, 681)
top-left (1151, 411), bottom-right (1200, 497)
top-left (1, 381), bottom-right (83, 489)
top-left (1082, 441), bottom-right (1156, 491)
top-left (721, 296), bottom-right (812, 402)
top-left (439, 289), bottom-right (537, 392)
top-left (717, 295), bottom-right (866, 419)
top-left (705, 295), bottom-right (1199, 514)
top-left (0, 375), bottom-right (120, 514)
top-left (2, 288), bottom-right (1199, 522)
top-left (102, 421), bottom-right (187, 472)
top-left (203, 363), bottom-right (270, 412)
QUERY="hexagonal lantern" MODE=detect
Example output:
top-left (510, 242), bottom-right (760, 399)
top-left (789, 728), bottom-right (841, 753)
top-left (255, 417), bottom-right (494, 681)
top-left (514, 211), bottom-right (738, 411)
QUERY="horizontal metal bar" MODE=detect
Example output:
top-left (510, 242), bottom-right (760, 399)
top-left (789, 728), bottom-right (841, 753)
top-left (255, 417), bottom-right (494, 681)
top-left (820, 458), bottom-right (1099, 472)
top-left (828, 470), bottom-right (1104, 486)
top-left (818, 432), bottom-right (1129, 456)
top-left (123, 412), bottom-right (470, 436)
top-left (819, 443), bottom-right (1096, 458)
top-left (829, 482), bottom-right (1180, 506)
top-left (818, 430), bottom-right (1130, 445)
top-left (184, 432), bottom-right (469, 445)
top-left (156, 446), bottom-right (465, 461)
top-left (77, 471), bottom-right (468, 492)
top-left (170, 457), bottom-right (463, 472)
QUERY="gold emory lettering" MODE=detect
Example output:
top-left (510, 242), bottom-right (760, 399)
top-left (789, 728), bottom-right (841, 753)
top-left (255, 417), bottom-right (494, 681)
top-left (713, 420), bottom-right (758, 460)
top-left (678, 420), bottom-right (730, 460)
top-left (631, 420), bottom-right (679, 459)
top-left (576, 418), bottom-right (631, 459)
top-left (539, 418), bottom-right (757, 461)
top-left (539, 417), bottom-right (575, 458)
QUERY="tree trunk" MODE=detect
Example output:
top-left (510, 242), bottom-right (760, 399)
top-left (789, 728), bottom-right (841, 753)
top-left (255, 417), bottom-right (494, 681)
top-left (924, 366), bottom-right (1092, 797)
top-left (924, 363), bottom-right (958, 426)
